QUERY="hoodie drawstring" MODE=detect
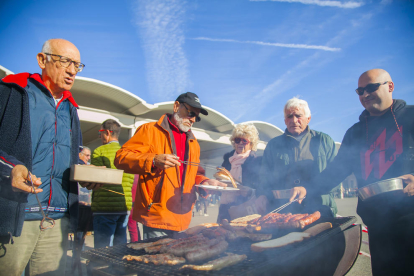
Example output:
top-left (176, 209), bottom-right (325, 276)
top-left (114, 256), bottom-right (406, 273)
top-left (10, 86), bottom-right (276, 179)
top-left (365, 103), bottom-right (402, 145)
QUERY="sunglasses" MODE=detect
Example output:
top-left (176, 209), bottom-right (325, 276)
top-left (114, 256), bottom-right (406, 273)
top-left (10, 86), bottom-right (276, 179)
top-left (234, 138), bottom-right (250, 144)
top-left (355, 81), bottom-right (388, 96)
top-left (181, 103), bottom-right (201, 122)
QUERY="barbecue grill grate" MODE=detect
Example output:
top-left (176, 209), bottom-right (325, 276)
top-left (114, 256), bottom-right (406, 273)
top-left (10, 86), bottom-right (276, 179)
top-left (82, 217), bottom-right (357, 276)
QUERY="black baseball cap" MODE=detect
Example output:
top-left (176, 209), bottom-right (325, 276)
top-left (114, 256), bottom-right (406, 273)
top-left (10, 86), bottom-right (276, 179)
top-left (176, 92), bottom-right (208, 115)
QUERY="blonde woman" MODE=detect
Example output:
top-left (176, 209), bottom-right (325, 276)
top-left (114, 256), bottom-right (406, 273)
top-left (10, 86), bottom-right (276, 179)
top-left (217, 123), bottom-right (262, 222)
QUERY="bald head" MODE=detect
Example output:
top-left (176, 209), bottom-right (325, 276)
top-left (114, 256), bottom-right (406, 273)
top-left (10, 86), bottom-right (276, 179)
top-left (42, 39), bottom-right (80, 57)
top-left (357, 69), bottom-right (394, 116)
top-left (358, 69), bottom-right (393, 85)
top-left (37, 39), bottom-right (81, 98)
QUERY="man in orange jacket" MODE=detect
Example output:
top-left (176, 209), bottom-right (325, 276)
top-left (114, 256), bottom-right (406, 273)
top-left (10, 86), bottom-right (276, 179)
top-left (115, 92), bottom-right (226, 239)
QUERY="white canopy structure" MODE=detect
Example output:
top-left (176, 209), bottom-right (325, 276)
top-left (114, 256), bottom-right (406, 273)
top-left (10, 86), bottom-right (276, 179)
top-left (1, 65), bottom-right (285, 176)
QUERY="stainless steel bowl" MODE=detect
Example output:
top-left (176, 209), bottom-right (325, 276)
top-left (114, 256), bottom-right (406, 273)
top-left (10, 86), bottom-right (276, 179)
top-left (358, 178), bottom-right (404, 201)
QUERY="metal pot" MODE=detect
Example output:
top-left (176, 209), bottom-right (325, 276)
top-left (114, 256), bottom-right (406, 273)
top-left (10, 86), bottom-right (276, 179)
top-left (358, 178), bottom-right (404, 201)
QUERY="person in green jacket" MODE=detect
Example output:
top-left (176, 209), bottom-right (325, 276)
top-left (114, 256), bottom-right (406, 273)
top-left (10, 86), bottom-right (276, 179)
top-left (258, 97), bottom-right (338, 217)
top-left (91, 119), bottom-right (134, 248)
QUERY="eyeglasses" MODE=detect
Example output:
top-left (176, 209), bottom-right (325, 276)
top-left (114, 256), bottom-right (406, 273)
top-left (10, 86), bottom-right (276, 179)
top-left (181, 103), bottom-right (201, 122)
top-left (355, 81), bottom-right (388, 96)
top-left (234, 138), bottom-right (250, 144)
top-left (98, 129), bottom-right (113, 137)
top-left (44, 53), bottom-right (85, 72)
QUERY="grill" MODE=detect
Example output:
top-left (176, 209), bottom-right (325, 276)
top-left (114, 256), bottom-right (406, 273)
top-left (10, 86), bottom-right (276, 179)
top-left (82, 216), bottom-right (361, 276)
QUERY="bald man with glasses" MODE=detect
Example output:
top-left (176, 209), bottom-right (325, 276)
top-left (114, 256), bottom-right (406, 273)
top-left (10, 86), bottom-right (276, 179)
top-left (0, 39), bottom-right (99, 275)
top-left (291, 69), bottom-right (414, 275)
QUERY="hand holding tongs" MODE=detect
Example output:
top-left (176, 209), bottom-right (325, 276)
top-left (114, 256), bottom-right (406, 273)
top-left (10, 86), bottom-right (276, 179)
top-left (28, 173), bottom-right (55, 230)
top-left (268, 196), bottom-right (306, 214)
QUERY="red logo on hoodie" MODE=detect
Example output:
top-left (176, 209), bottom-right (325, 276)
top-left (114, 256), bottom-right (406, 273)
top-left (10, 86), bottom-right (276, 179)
top-left (361, 127), bottom-right (403, 179)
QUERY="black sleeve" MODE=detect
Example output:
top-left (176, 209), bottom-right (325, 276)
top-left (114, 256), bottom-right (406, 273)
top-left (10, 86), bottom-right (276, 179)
top-left (0, 149), bottom-right (25, 188)
top-left (304, 129), bottom-right (357, 197)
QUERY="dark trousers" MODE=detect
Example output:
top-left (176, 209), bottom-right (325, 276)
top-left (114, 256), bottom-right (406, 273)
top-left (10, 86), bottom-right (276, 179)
top-left (142, 225), bottom-right (177, 240)
top-left (368, 214), bottom-right (414, 276)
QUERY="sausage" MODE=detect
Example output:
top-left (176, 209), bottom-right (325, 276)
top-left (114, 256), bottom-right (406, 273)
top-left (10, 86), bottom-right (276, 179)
top-left (185, 240), bottom-right (229, 263)
top-left (261, 220), bottom-right (301, 229)
top-left (298, 211), bottom-right (321, 229)
top-left (180, 253), bottom-right (247, 271)
top-left (160, 234), bottom-right (206, 253)
top-left (167, 238), bottom-right (211, 256)
top-left (288, 214), bottom-right (307, 222)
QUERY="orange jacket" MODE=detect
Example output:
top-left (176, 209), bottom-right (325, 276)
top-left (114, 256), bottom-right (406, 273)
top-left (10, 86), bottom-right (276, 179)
top-left (114, 114), bottom-right (208, 231)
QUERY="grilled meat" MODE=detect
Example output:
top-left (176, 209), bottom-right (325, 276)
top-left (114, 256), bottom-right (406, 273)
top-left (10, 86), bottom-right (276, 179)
top-left (180, 253), bottom-right (247, 271)
top-left (122, 253), bottom-right (186, 265)
top-left (127, 238), bottom-right (174, 250)
top-left (185, 240), bottom-right (229, 263)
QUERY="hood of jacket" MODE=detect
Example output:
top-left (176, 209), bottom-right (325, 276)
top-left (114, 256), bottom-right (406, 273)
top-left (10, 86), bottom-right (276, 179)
top-left (358, 99), bottom-right (406, 121)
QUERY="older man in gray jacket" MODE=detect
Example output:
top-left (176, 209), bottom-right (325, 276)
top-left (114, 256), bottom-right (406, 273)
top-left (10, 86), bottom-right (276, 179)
top-left (258, 97), bottom-right (338, 217)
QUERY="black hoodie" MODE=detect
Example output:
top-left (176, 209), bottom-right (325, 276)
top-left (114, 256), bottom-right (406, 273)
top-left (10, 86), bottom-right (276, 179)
top-left (307, 99), bottom-right (414, 226)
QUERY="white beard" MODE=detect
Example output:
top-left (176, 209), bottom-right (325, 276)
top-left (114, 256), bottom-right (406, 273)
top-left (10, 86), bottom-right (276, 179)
top-left (173, 112), bottom-right (191, 132)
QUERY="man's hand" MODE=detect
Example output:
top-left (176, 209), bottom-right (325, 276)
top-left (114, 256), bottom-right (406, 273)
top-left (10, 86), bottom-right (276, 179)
top-left (11, 164), bottom-right (43, 193)
top-left (401, 174), bottom-right (414, 196)
top-left (79, 182), bottom-right (104, 191)
top-left (153, 154), bottom-right (181, 169)
top-left (202, 179), bottom-right (227, 187)
top-left (289, 187), bottom-right (307, 204)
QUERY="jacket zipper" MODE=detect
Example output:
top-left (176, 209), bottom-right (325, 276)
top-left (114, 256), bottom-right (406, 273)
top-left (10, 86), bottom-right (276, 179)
top-left (47, 106), bottom-right (57, 210)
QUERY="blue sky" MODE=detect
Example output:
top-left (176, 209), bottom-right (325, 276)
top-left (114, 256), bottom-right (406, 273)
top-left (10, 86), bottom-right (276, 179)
top-left (1, 0), bottom-right (413, 142)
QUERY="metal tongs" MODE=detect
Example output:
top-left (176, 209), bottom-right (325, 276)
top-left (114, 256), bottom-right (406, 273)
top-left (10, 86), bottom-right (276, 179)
top-left (28, 173), bottom-right (55, 230)
top-left (177, 159), bottom-right (220, 170)
top-left (267, 196), bottom-right (306, 214)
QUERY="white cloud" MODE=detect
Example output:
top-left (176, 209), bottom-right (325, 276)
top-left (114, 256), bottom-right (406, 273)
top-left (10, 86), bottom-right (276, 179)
top-left (234, 10), bottom-right (376, 122)
top-left (133, 0), bottom-right (190, 100)
top-left (250, 0), bottom-right (364, 9)
top-left (191, 37), bottom-right (341, 52)
top-left (380, 0), bottom-right (392, 5)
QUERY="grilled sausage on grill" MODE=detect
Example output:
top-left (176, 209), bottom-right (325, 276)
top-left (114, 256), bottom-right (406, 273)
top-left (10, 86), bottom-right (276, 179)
top-left (127, 238), bottom-right (174, 250)
top-left (180, 253), bottom-right (247, 271)
top-left (122, 253), bottom-right (186, 265)
top-left (185, 240), bottom-right (229, 263)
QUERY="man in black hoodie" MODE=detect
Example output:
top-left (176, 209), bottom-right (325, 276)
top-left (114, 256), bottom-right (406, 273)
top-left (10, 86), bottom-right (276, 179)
top-left (291, 69), bottom-right (414, 275)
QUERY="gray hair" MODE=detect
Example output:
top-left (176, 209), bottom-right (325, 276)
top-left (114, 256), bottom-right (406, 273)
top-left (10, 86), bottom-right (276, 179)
top-left (284, 97), bottom-right (311, 118)
top-left (41, 39), bottom-right (53, 61)
top-left (80, 146), bottom-right (91, 153)
top-left (230, 123), bottom-right (260, 151)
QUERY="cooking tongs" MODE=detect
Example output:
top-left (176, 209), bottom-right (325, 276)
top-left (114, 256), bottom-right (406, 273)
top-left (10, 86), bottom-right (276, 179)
top-left (177, 160), bottom-right (220, 170)
top-left (28, 173), bottom-right (55, 230)
top-left (267, 196), bottom-right (306, 214)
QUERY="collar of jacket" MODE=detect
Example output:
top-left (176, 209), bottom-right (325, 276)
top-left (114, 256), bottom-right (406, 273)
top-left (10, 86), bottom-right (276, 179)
top-left (358, 99), bottom-right (406, 121)
top-left (157, 114), bottom-right (196, 142)
top-left (2, 73), bottom-right (79, 108)
top-left (284, 125), bottom-right (311, 141)
top-left (157, 114), bottom-right (197, 187)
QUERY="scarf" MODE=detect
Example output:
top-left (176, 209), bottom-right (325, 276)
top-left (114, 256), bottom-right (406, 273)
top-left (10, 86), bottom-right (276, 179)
top-left (229, 150), bottom-right (251, 182)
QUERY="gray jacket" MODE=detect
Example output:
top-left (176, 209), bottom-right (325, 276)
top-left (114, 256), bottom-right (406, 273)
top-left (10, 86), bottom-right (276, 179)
top-left (258, 127), bottom-right (338, 216)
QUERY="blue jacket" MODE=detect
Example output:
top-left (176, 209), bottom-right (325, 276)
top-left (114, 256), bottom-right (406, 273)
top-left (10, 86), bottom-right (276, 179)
top-left (0, 73), bottom-right (82, 237)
